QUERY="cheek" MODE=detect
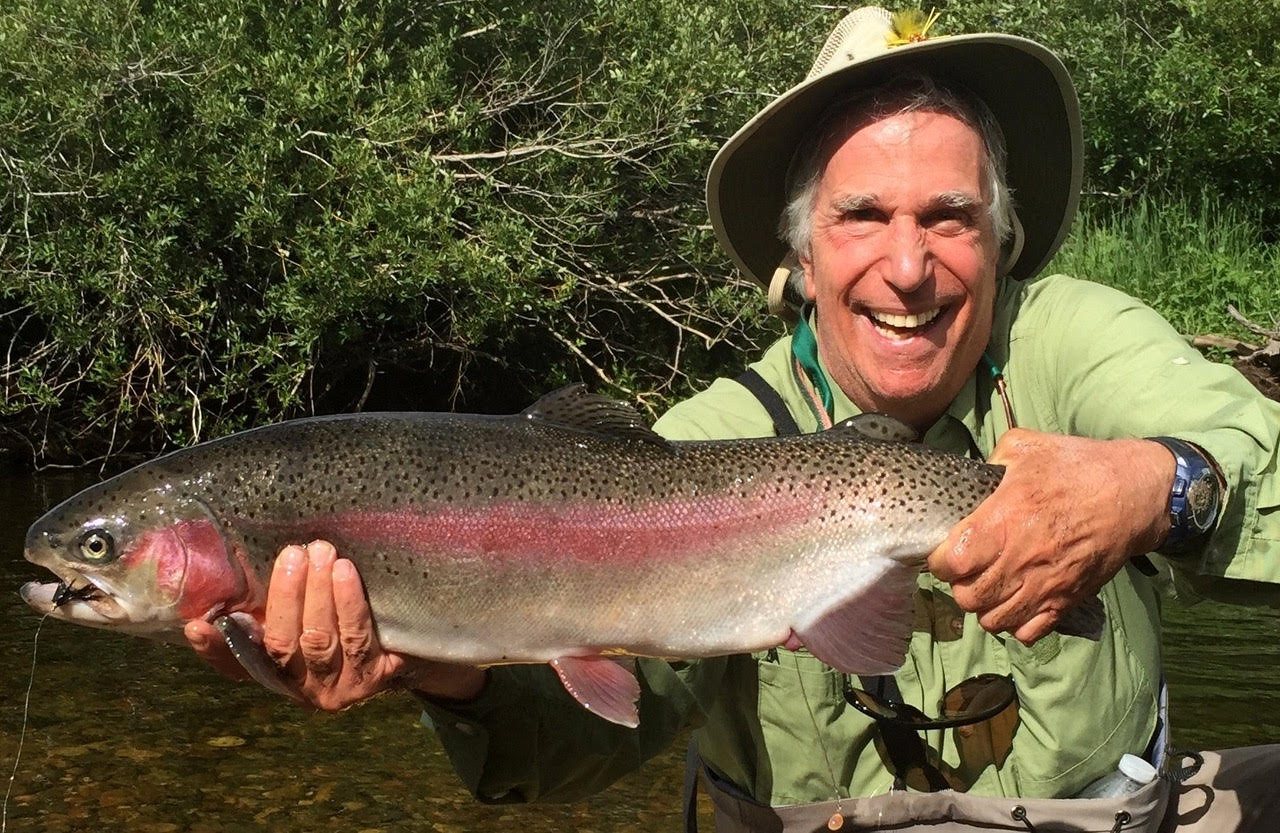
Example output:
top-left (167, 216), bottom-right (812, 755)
top-left (124, 527), bottom-right (188, 604)
top-left (173, 518), bottom-right (245, 620)
top-left (129, 520), bottom-right (242, 620)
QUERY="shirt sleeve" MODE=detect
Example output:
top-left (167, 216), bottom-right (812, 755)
top-left (1016, 276), bottom-right (1280, 591)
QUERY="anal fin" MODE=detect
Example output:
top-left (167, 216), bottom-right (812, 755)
top-left (549, 656), bottom-right (641, 728)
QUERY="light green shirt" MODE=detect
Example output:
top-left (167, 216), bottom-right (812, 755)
top-left (422, 274), bottom-right (1280, 804)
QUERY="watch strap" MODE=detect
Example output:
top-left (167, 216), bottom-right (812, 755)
top-left (1146, 436), bottom-right (1221, 556)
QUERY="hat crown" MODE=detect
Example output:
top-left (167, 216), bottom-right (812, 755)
top-left (806, 7), bottom-right (894, 80)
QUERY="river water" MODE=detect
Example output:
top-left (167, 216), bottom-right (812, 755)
top-left (1, 472), bottom-right (1277, 832)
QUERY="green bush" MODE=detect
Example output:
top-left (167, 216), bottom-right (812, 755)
top-left (0, 0), bottom-right (817, 462)
top-left (1, 1), bottom-right (1276, 464)
top-left (1049, 193), bottom-right (1278, 338)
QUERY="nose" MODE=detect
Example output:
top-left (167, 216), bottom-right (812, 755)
top-left (883, 217), bottom-right (929, 292)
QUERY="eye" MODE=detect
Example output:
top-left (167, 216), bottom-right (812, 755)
top-left (840, 206), bottom-right (887, 225)
top-left (923, 206), bottom-right (978, 234)
top-left (77, 528), bottom-right (116, 563)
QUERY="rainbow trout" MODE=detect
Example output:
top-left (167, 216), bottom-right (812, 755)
top-left (21, 386), bottom-right (1013, 726)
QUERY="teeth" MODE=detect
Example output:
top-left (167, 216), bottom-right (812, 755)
top-left (869, 307), bottom-right (942, 330)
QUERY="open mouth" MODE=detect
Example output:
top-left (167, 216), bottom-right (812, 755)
top-left (866, 306), bottom-right (945, 340)
top-left (51, 578), bottom-right (105, 607)
top-left (20, 570), bottom-right (123, 621)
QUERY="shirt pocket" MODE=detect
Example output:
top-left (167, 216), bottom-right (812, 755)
top-left (1003, 577), bottom-right (1161, 798)
top-left (755, 649), bottom-right (857, 804)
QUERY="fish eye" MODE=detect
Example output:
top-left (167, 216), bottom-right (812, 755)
top-left (77, 528), bottom-right (116, 564)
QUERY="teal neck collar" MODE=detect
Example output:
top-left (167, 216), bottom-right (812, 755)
top-left (790, 305), bottom-right (834, 422)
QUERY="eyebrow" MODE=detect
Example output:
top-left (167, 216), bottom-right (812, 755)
top-left (831, 193), bottom-right (879, 214)
top-left (931, 191), bottom-right (984, 212)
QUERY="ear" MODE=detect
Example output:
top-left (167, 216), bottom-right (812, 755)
top-left (799, 254), bottom-right (817, 301)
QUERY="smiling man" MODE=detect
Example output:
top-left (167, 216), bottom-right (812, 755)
top-left (187, 7), bottom-right (1280, 832)
top-left (797, 104), bottom-right (1000, 430)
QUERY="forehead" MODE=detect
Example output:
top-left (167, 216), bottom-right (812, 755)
top-left (817, 109), bottom-right (987, 196)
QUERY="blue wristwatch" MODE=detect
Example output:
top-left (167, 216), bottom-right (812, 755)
top-left (1147, 436), bottom-right (1221, 556)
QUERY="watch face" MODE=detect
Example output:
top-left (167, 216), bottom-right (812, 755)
top-left (1185, 470), bottom-right (1220, 531)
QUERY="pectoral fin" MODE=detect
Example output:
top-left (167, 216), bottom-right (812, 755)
top-left (549, 655), bottom-right (641, 728)
top-left (213, 613), bottom-right (311, 708)
top-left (793, 556), bottom-right (919, 675)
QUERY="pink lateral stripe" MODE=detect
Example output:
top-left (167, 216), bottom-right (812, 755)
top-left (241, 495), bottom-right (818, 565)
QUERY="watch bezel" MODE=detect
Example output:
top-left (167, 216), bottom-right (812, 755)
top-left (1147, 435), bottom-right (1222, 555)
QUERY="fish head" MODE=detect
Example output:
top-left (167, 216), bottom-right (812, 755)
top-left (20, 474), bottom-right (247, 640)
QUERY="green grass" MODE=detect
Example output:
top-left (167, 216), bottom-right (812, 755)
top-left (1045, 194), bottom-right (1279, 340)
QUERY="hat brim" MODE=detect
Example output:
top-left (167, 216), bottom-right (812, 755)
top-left (706, 33), bottom-right (1083, 286)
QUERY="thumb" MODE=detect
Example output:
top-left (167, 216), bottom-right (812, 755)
top-left (927, 524), bottom-right (967, 582)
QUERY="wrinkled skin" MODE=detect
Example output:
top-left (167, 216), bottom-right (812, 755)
top-left (186, 541), bottom-right (486, 710)
top-left (189, 109), bottom-right (1176, 709)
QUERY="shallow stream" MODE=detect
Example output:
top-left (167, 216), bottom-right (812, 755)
top-left (2, 471), bottom-right (1276, 832)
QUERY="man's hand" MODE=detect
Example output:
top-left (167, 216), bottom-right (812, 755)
top-left (927, 429), bottom-right (1174, 644)
top-left (185, 540), bottom-right (486, 711)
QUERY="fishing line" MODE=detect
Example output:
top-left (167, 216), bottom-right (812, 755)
top-left (2, 611), bottom-right (50, 833)
top-left (792, 661), bottom-right (846, 829)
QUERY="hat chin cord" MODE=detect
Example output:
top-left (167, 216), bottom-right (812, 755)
top-left (768, 251), bottom-right (804, 322)
top-left (998, 210), bottom-right (1026, 277)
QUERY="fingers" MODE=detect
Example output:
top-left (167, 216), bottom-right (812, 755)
top-left (332, 558), bottom-right (382, 682)
top-left (299, 542), bottom-right (341, 682)
top-left (262, 545), bottom-right (308, 677)
top-left (1012, 611), bottom-right (1060, 645)
top-left (187, 540), bottom-right (433, 710)
top-left (268, 541), bottom-right (402, 711)
top-left (927, 522), bottom-right (986, 583)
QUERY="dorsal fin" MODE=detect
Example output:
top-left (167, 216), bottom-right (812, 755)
top-left (830, 413), bottom-right (918, 443)
top-left (520, 385), bottom-right (669, 446)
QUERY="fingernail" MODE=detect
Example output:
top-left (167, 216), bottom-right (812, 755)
top-left (308, 544), bottom-right (336, 571)
top-left (184, 622), bottom-right (206, 647)
top-left (277, 547), bottom-right (305, 574)
top-left (333, 559), bottom-right (354, 581)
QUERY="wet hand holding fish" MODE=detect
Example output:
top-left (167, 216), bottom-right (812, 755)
top-left (927, 428), bottom-right (1173, 644)
top-left (21, 386), bottom-right (1006, 727)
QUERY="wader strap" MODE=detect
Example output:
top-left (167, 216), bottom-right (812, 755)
top-left (736, 367), bottom-right (802, 437)
top-left (684, 372), bottom-right (800, 833)
top-left (683, 736), bottom-right (701, 833)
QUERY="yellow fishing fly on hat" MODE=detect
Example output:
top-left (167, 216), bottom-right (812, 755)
top-left (705, 6), bottom-right (1083, 316)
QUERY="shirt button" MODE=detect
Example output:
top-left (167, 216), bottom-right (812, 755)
top-left (950, 616), bottom-right (965, 636)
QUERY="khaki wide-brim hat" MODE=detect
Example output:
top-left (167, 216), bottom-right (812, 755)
top-left (707, 7), bottom-right (1082, 301)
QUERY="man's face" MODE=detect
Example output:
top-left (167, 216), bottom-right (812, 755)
top-left (800, 109), bottom-right (1000, 430)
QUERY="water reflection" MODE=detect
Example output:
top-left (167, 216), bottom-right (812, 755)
top-left (2, 472), bottom-right (1277, 831)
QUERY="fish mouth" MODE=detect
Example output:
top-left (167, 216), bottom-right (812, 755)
top-left (20, 569), bottom-right (128, 624)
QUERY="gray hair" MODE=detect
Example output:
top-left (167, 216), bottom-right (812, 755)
top-left (778, 74), bottom-right (1015, 265)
